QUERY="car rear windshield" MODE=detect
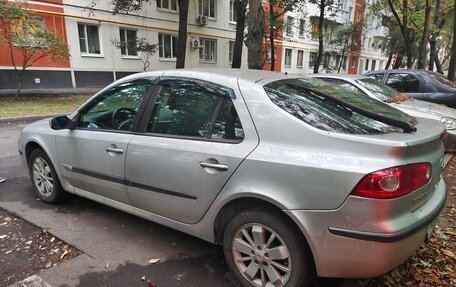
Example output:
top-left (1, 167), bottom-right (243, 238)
top-left (264, 78), bottom-right (417, 134)
top-left (426, 71), bottom-right (456, 88)
top-left (356, 78), bottom-right (397, 101)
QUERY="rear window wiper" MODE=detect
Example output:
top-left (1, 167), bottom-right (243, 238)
top-left (287, 84), bottom-right (417, 133)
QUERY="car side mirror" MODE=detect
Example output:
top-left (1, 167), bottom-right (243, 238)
top-left (50, 115), bottom-right (76, 130)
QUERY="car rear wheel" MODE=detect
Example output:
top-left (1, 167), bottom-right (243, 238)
top-left (29, 149), bottom-right (67, 203)
top-left (223, 209), bottom-right (315, 287)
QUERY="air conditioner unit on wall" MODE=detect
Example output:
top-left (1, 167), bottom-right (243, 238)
top-left (190, 38), bottom-right (202, 49)
top-left (196, 15), bottom-right (208, 25)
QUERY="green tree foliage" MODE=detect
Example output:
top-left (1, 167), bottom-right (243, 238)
top-left (0, 0), bottom-right (69, 99)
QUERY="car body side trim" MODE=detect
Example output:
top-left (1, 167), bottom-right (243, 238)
top-left (70, 166), bottom-right (125, 185)
top-left (126, 180), bottom-right (198, 200)
top-left (328, 192), bottom-right (446, 243)
top-left (63, 165), bottom-right (197, 200)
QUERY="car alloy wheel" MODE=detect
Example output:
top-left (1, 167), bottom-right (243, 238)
top-left (29, 148), bottom-right (67, 203)
top-left (32, 156), bottom-right (54, 197)
top-left (232, 223), bottom-right (291, 287)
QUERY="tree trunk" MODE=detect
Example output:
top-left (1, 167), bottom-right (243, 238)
top-left (231, 0), bottom-right (247, 68)
top-left (429, 0), bottom-right (441, 71)
top-left (393, 54), bottom-right (403, 69)
top-left (314, 0), bottom-right (325, 73)
top-left (246, 0), bottom-right (265, 70)
top-left (429, 40), bottom-right (437, 71)
top-left (448, 0), bottom-right (456, 81)
top-left (435, 54), bottom-right (444, 74)
top-left (176, 0), bottom-right (189, 69)
top-left (417, 0), bottom-right (431, 69)
top-left (269, 2), bottom-right (275, 71)
top-left (15, 70), bottom-right (25, 100)
top-left (385, 51), bottom-right (393, 69)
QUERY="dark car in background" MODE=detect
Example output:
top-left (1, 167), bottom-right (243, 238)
top-left (364, 69), bottom-right (456, 107)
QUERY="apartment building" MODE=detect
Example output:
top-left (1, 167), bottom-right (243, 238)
top-left (0, 0), bottom-right (389, 89)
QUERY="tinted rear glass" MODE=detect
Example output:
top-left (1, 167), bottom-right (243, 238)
top-left (356, 78), bottom-right (397, 101)
top-left (426, 71), bottom-right (456, 88)
top-left (264, 78), bottom-right (417, 134)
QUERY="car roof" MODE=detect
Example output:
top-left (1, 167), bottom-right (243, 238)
top-left (365, 69), bottom-right (429, 74)
top-left (310, 74), bottom-right (368, 81)
top-left (122, 68), bottom-right (288, 84)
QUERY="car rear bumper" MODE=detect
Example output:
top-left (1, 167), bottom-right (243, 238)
top-left (444, 130), bottom-right (456, 153)
top-left (285, 177), bottom-right (447, 278)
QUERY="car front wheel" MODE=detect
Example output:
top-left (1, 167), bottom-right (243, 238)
top-left (223, 209), bottom-right (315, 287)
top-left (29, 149), bottom-right (66, 203)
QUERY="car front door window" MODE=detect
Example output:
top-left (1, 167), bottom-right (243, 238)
top-left (79, 79), bottom-right (154, 131)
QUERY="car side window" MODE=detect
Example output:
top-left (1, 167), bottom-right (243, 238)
top-left (386, 73), bottom-right (420, 93)
top-left (211, 99), bottom-right (244, 140)
top-left (147, 78), bottom-right (243, 140)
top-left (79, 79), bottom-right (153, 131)
top-left (367, 73), bottom-right (384, 82)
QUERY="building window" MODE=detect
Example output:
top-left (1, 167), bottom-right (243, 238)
top-left (365, 59), bottom-right (369, 71)
top-left (311, 22), bottom-right (319, 40)
top-left (78, 23), bottom-right (101, 54)
top-left (351, 56), bottom-right (357, 68)
top-left (199, 0), bottom-right (215, 18)
top-left (371, 59), bottom-right (376, 70)
top-left (286, 16), bottom-right (294, 36)
top-left (299, 19), bottom-right (305, 37)
top-left (199, 38), bottom-right (217, 62)
top-left (267, 47), bottom-right (278, 63)
top-left (297, 50), bottom-right (304, 68)
top-left (119, 28), bottom-right (137, 56)
top-left (284, 49), bottom-right (292, 67)
top-left (309, 52), bottom-right (317, 68)
top-left (158, 33), bottom-right (177, 59)
top-left (229, 0), bottom-right (237, 22)
top-left (229, 41), bottom-right (234, 63)
top-left (156, 0), bottom-right (177, 11)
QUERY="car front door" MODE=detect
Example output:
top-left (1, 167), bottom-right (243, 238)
top-left (125, 77), bottom-right (259, 224)
top-left (55, 78), bottom-right (156, 203)
top-left (385, 73), bottom-right (424, 99)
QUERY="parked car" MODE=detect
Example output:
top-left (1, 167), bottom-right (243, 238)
top-left (312, 74), bottom-right (456, 152)
top-left (364, 69), bottom-right (456, 107)
top-left (18, 70), bottom-right (447, 287)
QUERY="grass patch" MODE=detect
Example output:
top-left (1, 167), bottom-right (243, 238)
top-left (0, 95), bottom-right (91, 118)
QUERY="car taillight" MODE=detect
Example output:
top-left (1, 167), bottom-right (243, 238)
top-left (351, 163), bottom-right (432, 199)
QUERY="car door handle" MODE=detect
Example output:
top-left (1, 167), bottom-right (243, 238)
top-left (105, 145), bottom-right (124, 154)
top-left (199, 161), bottom-right (229, 171)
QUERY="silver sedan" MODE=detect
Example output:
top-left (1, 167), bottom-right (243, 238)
top-left (18, 69), bottom-right (447, 287)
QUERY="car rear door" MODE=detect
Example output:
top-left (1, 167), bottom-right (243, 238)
top-left (125, 77), bottom-right (259, 224)
top-left (55, 78), bottom-right (156, 203)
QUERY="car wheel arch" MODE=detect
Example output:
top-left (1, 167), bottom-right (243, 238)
top-left (25, 141), bottom-right (46, 165)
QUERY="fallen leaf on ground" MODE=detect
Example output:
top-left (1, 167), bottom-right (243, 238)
top-left (148, 258), bottom-right (160, 264)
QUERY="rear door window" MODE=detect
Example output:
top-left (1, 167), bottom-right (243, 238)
top-left (264, 78), bottom-right (416, 134)
top-left (386, 73), bottom-right (421, 93)
top-left (147, 78), bottom-right (244, 141)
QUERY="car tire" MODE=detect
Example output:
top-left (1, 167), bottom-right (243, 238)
top-left (223, 209), bottom-right (316, 287)
top-left (29, 149), bottom-right (67, 203)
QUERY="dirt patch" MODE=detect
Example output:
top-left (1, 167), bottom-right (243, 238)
top-left (0, 208), bottom-right (81, 286)
top-left (369, 156), bottom-right (456, 287)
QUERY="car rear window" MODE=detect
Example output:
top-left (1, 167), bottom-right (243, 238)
top-left (264, 78), bottom-right (417, 134)
top-left (356, 78), bottom-right (397, 101)
top-left (426, 71), bottom-right (456, 88)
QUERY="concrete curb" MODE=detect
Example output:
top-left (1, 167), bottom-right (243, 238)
top-left (8, 275), bottom-right (53, 287)
top-left (0, 114), bottom-right (65, 124)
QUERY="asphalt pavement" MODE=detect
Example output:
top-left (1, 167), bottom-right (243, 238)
top-left (0, 120), bottom-right (367, 287)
